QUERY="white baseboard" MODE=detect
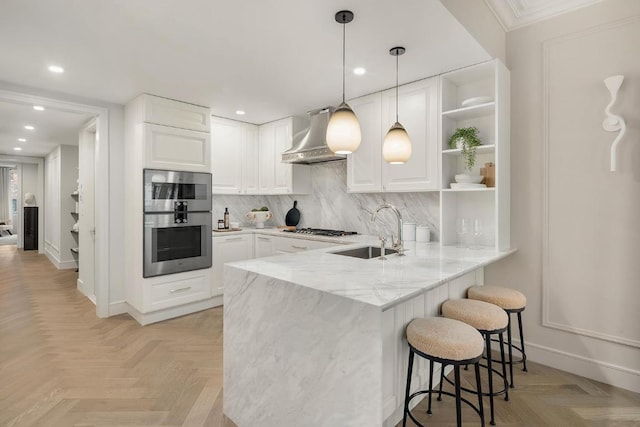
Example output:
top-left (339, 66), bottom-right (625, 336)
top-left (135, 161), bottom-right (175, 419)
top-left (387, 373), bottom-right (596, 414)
top-left (126, 296), bottom-right (223, 326)
top-left (109, 300), bottom-right (128, 316)
top-left (524, 341), bottom-right (640, 394)
top-left (45, 249), bottom-right (78, 270)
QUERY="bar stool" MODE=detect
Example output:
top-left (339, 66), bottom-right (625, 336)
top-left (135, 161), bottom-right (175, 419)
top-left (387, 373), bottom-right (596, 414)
top-left (441, 299), bottom-right (509, 426)
top-left (403, 317), bottom-right (485, 427)
top-left (468, 285), bottom-right (527, 388)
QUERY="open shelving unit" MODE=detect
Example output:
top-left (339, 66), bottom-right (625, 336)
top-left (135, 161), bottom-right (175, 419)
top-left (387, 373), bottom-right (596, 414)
top-left (70, 191), bottom-right (79, 271)
top-left (439, 59), bottom-right (510, 250)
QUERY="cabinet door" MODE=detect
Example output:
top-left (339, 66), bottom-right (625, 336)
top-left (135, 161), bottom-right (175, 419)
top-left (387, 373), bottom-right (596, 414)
top-left (143, 94), bottom-right (210, 132)
top-left (212, 235), bottom-right (252, 296)
top-left (347, 93), bottom-right (383, 193)
top-left (211, 117), bottom-right (243, 194)
top-left (242, 125), bottom-right (260, 194)
top-left (258, 124), bottom-right (275, 193)
top-left (272, 118), bottom-right (293, 194)
top-left (381, 77), bottom-right (439, 191)
top-left (144, 124), bottom-right (211, 172)
top-left (254, 235), bottom-right (276, 258)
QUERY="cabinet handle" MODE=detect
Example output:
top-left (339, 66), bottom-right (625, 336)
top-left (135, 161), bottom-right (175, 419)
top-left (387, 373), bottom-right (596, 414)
top-left (170, 286), bottom-right (192, 294)
top-left (291, 245), bottom-right (307, 250)
top-left (226, 237), bottom-right (244, 241)
top-left (257, 236), bottom-right (271, 241)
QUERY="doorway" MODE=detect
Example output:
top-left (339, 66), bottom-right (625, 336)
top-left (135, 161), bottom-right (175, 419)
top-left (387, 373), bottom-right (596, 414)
top-left (0, 88), bottom-right (110, 318)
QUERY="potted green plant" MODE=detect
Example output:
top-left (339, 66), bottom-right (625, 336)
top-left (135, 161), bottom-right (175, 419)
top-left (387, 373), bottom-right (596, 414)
top-left (448, 127), bottom-right (482, 172)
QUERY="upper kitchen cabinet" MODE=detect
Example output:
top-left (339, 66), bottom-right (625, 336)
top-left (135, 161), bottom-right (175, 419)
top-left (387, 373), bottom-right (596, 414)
top-left (258, 117), bottom-right (311, 195)
top-left (347, 77), bottom-right (439, 193)
top-left (211, 117), bottom-right (258, 194)
top-left (347, 93), bottom-right (383, 193)
top-left (439, 59), bottom-right (510, 250)
top-left (143, 94), bottom-right (210, 132)
top-left (127, 94), bottom-right (211, 173)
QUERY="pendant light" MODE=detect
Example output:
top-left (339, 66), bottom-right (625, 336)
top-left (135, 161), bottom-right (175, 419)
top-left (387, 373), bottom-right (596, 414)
top-left (383, 46), bottom-right (412, 164)
top-left (326, 10), bottom-right (361, 155)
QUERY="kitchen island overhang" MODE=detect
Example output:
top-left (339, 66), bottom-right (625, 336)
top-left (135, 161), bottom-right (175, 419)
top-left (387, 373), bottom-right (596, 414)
top-left (223, 240), bottom-right (515, 427)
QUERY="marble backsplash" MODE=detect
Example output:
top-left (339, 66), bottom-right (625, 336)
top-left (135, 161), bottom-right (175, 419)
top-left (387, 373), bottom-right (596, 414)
top-left (213, 161), bottom-right (440, 241)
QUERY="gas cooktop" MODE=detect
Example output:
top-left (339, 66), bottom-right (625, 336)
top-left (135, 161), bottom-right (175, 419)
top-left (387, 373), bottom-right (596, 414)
top-left (283, 228), bottom-right (358, 237)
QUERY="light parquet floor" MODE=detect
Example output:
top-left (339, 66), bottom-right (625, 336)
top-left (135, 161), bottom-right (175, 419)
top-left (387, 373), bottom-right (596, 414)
top-left (1, 245), bottom-right (639, 426)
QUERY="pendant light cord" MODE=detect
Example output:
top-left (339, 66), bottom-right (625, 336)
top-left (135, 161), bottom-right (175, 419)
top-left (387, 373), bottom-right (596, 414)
top-left (395, 52), bottom-right (399, 122)
top-left (342, 20), bottom-right (346, 103)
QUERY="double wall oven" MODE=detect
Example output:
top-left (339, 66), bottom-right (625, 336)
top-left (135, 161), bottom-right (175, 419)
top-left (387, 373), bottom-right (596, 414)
top-left (143, 169), bottom-right (212, 278)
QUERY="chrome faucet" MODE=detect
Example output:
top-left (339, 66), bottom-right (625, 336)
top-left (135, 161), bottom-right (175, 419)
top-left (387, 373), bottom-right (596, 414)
top-left (371, 203), bottom-right (405, 256)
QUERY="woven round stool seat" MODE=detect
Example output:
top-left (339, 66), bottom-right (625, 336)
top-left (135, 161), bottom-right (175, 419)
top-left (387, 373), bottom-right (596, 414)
top-left (468, 285), bottom-right (526, 310)
top-left (442, 299), bottom-right (508, 332)
top-left (406, 317), bottom-right (484, 362)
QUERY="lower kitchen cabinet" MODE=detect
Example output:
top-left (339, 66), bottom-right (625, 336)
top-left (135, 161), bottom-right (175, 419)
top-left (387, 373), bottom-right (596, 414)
top-left (212, 234), bottom-right (253, 296)
top-left (254, 234), bottom-right (276, 258)
top-left (273, 236), bottom-right (336, 254)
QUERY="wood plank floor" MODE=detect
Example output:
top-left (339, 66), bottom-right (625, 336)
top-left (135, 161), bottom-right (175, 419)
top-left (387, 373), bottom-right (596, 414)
top-left (1, 245), bottom-right (638, 426)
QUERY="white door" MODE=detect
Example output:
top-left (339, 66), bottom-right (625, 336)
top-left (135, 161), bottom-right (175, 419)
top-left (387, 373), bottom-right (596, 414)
top-left (78, 119), bottom-right (97, 302)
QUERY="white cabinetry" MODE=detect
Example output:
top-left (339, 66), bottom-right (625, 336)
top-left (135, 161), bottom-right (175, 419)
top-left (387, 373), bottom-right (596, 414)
top-left (273, 236), bottom-right (336, 254)
top-left (439, 59), bottom-right (510, 250)
top-left (254, 234), bottom-right (276, 258)
top-left (124, 94), bottom-right (214, 325)
top-left (212, 234), bottom-right (253, 297)
top-left (211, 117), bottom-right (258, 194)
top-left (258, 117), bottom-right (311, 195)
top-left (347, 77), bottom-right (439, 193)
top-left (211, 116), bottom-right (309, 195)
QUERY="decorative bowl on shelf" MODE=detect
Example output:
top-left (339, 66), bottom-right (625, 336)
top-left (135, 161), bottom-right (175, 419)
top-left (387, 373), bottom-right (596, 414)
top-left (454, 174), bottom-right (484, 184)
top-left (461, 96), bottom-right (493, 108)
top-left (246, 211), bottom-right (272, 229)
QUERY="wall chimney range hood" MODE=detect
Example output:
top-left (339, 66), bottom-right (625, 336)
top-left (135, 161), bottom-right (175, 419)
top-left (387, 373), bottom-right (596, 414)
top-left (281, 107), bottom-right (347, 164)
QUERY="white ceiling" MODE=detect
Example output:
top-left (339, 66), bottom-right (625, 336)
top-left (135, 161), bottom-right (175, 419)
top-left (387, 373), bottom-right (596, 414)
top-left (484, 0), bottom-right (605, 31)
top-left (0, 0), bottom-right (491, 128)
top-left (0, 100), bottom-right (94, 157)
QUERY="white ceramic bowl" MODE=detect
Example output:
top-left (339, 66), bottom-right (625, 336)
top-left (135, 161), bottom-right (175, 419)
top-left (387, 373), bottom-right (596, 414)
top-left (246, 211), bottom-right (272, 228)
top-left (455, 174), bottom-right (483, 184)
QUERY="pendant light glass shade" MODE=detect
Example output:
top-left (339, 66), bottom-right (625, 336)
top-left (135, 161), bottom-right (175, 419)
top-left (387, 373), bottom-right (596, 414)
top-left (326, 102), bottom-right (361, 154)
top-left (326, 10), bottom-right (361, 155)
top-left (383, 122), bottom-right (412, 164)
top-left (383, 46), bottom-right (411, 164)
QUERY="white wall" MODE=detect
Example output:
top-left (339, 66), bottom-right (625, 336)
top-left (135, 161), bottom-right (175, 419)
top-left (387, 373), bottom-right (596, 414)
top-left (486, 0), bottom-right (640, 393)
top-left (441, 0), bottom-right (506, 63)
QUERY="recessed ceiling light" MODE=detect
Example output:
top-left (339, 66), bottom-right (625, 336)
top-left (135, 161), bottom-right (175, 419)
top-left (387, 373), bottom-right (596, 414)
top-left (353, 67), bottom-right (366, 76)
top-left (18, 138), bottom-right (26, 142)
top-left (13, 147), bottom-right (22, 151)
top-left (24, 125), bottom-right (35, 130)
top-left (235, 110), bottom-right (246, 115)
top-left (33, 105), bottom-right (45, 111)
top-left (48, 65), bottom-right (64, 73)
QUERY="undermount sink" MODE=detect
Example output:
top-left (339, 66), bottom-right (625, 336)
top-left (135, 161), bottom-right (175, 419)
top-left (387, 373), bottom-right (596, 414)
top-left (331, 246), bottom-right (398, 260)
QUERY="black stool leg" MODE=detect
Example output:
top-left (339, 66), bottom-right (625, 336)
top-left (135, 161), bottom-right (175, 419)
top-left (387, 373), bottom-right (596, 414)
top-left (438, 364), bottom-right (444, 401)
top-left (499, 332), bottom-right (509, 402)
top-left (474, 362), bottom-right (485, 427)
top-left (485, 333), bottom-right (496, 425)
top-left (402, 349), bottom-right (415, 427)
top-left (454, 365), bottom-right (462, 427)
top-left (507, 313), bottom-right (515, 388)
top-left (427, 360), bottom-right (434, 414)
top-left (517, 311), bottom-right (528, 372)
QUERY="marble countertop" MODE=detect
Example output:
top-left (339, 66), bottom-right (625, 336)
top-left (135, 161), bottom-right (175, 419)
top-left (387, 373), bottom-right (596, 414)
top-left (212, 227), bottom-right (360, 245)
top-left (227, 233), bottom-right (516, 310)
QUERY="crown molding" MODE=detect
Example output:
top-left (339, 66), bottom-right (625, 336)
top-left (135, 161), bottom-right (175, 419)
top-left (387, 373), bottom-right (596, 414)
top-left (484, 0), bottom-right (605, 31)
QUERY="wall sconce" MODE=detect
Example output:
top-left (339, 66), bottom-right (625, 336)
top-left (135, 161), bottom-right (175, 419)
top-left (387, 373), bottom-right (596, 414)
top-left (603, 75), bottom-right (626, 172)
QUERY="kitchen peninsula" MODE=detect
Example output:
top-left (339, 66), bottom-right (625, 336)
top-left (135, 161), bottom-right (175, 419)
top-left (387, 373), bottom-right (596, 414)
top-left (223, 237), bottom-right (514, 427)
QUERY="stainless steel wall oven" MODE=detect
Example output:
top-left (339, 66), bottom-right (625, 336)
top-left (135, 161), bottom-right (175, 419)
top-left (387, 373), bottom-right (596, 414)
top-left (143, 169), bottom-right (212, 278)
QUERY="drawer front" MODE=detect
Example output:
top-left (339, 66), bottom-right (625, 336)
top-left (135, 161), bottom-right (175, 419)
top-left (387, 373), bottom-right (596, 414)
top-left (148, 274), bottom-right (211, 311)
top-left (143, 94), bottom-right (210, 132)
top-left (273, 236), bottom-right (337, 253)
